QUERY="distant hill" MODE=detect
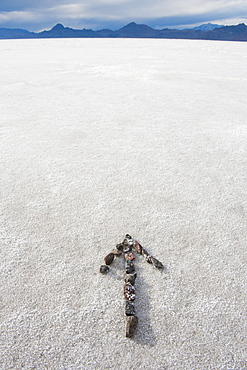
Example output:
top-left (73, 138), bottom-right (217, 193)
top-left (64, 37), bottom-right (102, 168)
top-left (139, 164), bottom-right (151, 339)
top-left (191, 23), bottom-right (224, 31)
top-left (0, 27), bottom-right (34, 39)
top-left (0, 22), bottom-right (247, 41)
top-left (114, 22), bottom-right (158, 38)
top-left (202, 23), bottom-right (247, 41)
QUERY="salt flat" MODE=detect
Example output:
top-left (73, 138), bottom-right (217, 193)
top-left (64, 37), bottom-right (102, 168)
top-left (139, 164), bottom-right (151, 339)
top-left (0, 38), bottom-right (247, 369)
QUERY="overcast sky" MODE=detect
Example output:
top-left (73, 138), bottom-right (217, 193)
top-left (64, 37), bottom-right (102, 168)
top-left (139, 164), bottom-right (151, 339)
top-left (0, 0), bottom-right (246, 31)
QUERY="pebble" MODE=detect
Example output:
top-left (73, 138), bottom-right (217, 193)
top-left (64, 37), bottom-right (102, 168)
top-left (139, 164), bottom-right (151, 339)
top-left (125, 260), bottom-right (135, 274)
top-left (104, 253), bottom-right (115, 265)
top-left (124, 282), bottom-right (135, 301)
top-left (123, 234), bottom-right (133, 248)
top-left (100, 265), bottom-right (109, 274)
top-left (124, 272), bottom-right (137, 285)
top-left (126, 315), bottom-right (138, 338)
top-left (133, 240), bottom-right (143, 254)
top-left (124, 252), bottom-right (135, 261)
top-left (116, 243), bottom-right (124, 251)
top-left (142, 249), bottom-right (152, 263)
top-left (123, 245), bottom-right (131, 253)
top-left (142, 248), bottom-right (149, 257)
top-left (111, 248), bottom-right (122, 256)
top-left (150, 256), bottom-right (164, 269)
top-left (125, 301), bottom-right (135, 316)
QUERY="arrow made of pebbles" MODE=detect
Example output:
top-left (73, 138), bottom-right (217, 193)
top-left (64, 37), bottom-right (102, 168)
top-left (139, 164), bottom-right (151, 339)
top-left (100, 234), bottom-right (164, 338)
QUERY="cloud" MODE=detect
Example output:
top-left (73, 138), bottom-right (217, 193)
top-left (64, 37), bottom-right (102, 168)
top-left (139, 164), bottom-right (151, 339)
top-left (0, 1), bottom-right (70, 12)
top-left (0, 0), bottom-right (246, 31)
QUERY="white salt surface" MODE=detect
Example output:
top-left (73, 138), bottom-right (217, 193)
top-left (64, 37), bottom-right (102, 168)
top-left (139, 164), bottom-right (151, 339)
top-left (0, 38), bottom-right (247, 369)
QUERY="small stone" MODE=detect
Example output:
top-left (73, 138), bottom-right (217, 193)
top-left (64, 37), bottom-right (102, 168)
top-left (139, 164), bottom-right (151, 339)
top-left (150, 256), bottom-right (164, 269)
top-left (142, 248), bottom-right (149, 256)
top-left (142, 249), bottom-right (152, 263)
top-left (125, 301), bottom-right (135, 316)
top-left (123, 238), bottom-right (129, 246)
top-left (124, 252), bottom-right (135, 261)
top-left (111, 248), bottom-right (122, 256)
top-left (100, 265), bottom-right (109, 274)
top-left (124, 282), bottom-right (135, 301)
top-left (124, 272), bottom-right (137, 285)
top-left (125, 260), bottom-right (135, 274)
top-left (133, 240), bottom-right (143, 254)
top-left (126, 315), bottom-right (138, 338)
top-left (123, 234), bottom-right (133, 248)
top-left (104, 253), bottom-right (115, 265)
top-left (116, 243), bottom-right (124, 251)
top-left (123, 245), bottom-right (131, 253)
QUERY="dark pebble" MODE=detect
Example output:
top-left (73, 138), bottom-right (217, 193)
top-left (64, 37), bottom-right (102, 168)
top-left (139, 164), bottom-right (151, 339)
top-left (125, 260), bottom-right (135, 274)
top-left (142, 248), bottom-right (149, 257)
top-left (100, 265), bottom-right (109, 274)
top-left (111, 248), bottom-right (122, 256)
top-left (150, 256), bottom-right (164, 269)
top-left (116, 243), bottom-right (124, 251)
top-left (125, 301), bottom-right (135, 316)
top-left (124, 272), bottom-right (137, 285)
top-left (126, 315), bottom-right (138, 338)
top-left (104, 253), bottom-right (115, 265)
top-left (142, 249), bottom-right (152, 263)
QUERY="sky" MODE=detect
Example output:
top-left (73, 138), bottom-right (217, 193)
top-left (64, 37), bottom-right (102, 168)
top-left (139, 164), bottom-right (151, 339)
top-left (0, 0), bottom-right (246, 31)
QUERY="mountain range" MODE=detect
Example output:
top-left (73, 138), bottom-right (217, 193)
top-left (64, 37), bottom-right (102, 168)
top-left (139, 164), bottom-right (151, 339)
top-left (0, 22), bottom-right (247, 41)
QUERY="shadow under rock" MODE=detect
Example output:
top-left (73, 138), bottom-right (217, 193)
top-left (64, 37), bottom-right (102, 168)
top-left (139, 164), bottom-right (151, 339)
top-left (132, 257), bottom-right (169, 346)
top-left (133, 267), bottom-right (156, 346)
top-left (132, 259), bottom-right (163, 346)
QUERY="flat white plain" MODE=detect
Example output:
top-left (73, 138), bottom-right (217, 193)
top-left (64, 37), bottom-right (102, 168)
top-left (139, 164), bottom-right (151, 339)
top-left (0, 38), bottom-right (247, 370)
